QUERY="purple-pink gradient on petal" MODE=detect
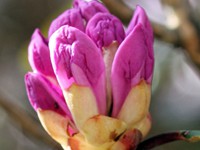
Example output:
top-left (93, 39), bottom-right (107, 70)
top-left (49, 25), bottom-right (107, 114)
top-left (48, 8), bottom-right (85, 38)
top-left (28, 29), bottom-right (55, 78)
top-left (111, 24), bottom-right (148, 117)
top-left (126, 6), bottom-right (154, 83)
top-left (73, 0), bottom-right (109, 21)
top-left (25, 72), bottom-right (72, 118)
top-left (86, 12), bottom-right (125, 48)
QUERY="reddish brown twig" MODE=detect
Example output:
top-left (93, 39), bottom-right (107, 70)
top-left (136, 130), bottom-right (200, 150)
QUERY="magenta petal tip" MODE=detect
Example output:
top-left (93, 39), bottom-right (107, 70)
top-left (28, 29), bottom-right (55, 77)
top-left (86, 12), bottom-right (125, 48)
top-left (48, 8), bottom-right (85, 38)
top-left (25, 72), bottom-right (71, 117)
top-left (73, 0), bottom-right (109, 21)
top-left (126, 5), bottom-right (154, 84)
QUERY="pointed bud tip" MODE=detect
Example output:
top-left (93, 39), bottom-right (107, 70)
top-left (28, 29), bottom-right (55, 77)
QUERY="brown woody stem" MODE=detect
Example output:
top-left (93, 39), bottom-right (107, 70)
top-left (136, 130), bottom-right (200, 150)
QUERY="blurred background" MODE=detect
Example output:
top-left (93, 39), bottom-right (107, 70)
top-left (0, 0), bottom-right (200, 149)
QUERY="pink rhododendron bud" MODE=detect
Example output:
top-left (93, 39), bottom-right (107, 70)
top-left (126, 5), bottom-right (154, 83)
top-left (86, 12), bottom-right (125, 49)
top-left (49, 25), bottom-right (107, 115)
top-left (25, 72), bottom-right (71, 117)
top-left (111, 24), bottom-right (148, 117)
top-left (86, 12), bottom-right (125, 112)
top-left (24, 1), bottom-right (154, 149)
top-left (25, 72), bottom-right (77, 148)
top-left (111, 6), bottom-right (154, 135)
top-left (48, 8), bottom-right (85, 38)
top-left (28, 29), bottom-right (55, 78)
top-left (73, 0), bottom-right (109, 21)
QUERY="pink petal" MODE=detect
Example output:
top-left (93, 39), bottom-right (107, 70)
top-left (86, 12), bottom-right (125, 48)
top-left (48, 8), bottom-right (85, 38)
top-left (73, 0), bottom-right (109, 21)
top-left (126, 5), bottom-right (154, 83)
top-left (28, 29), bottom-right (55, 77)
top-left (25, 72), bottom-right (72, 118)
top-left (49, 25), bottom-right (107, 114)
top-left (111, 24), bottom-right (147, 117)
top-left (126, 5), bottom-right (153, 39)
